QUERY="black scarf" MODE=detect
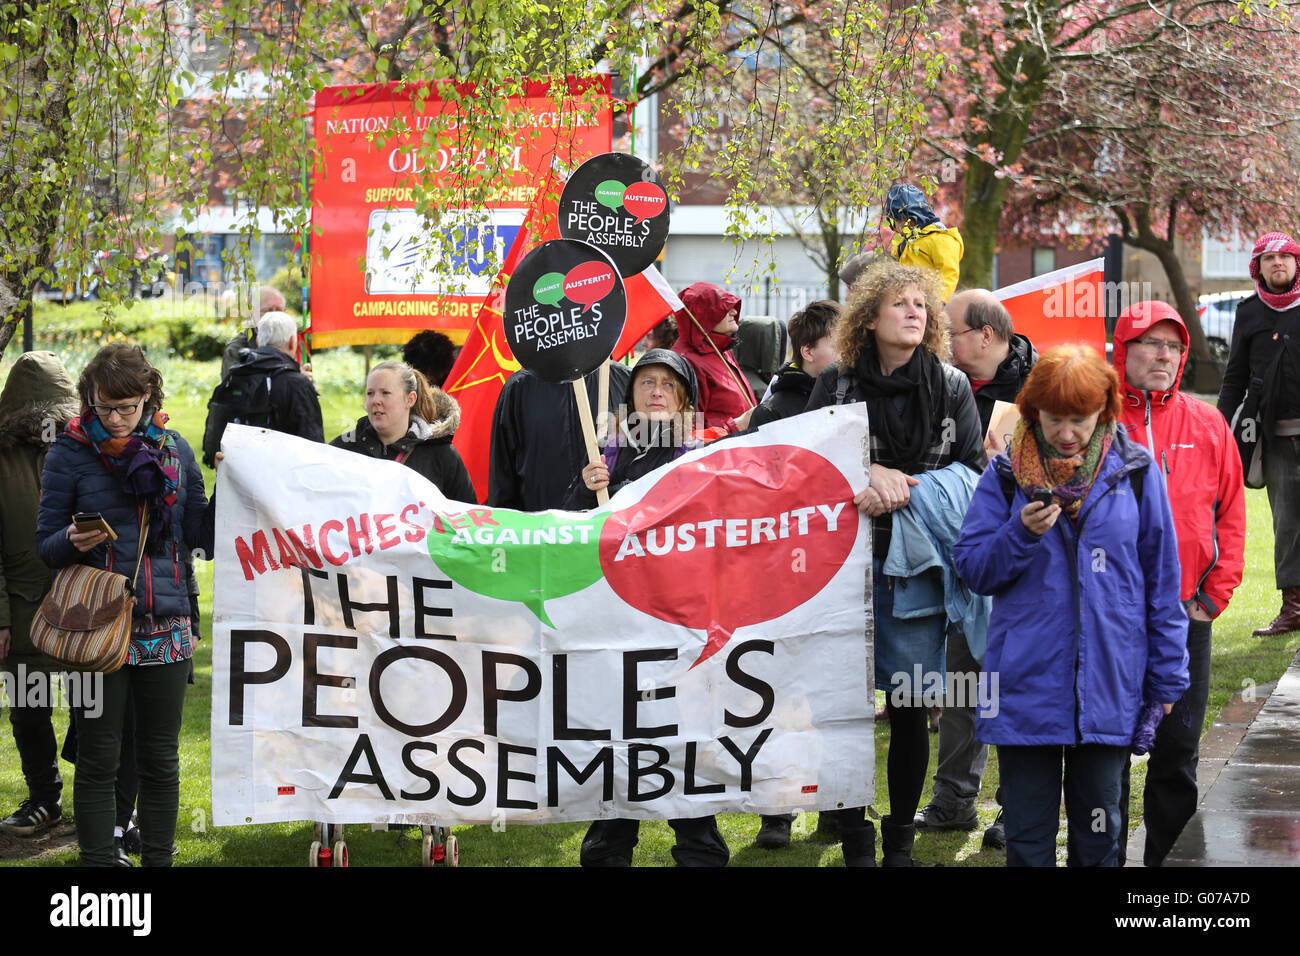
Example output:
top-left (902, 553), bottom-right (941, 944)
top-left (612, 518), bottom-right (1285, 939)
top-left (855, 345), bottom-right (946, 473)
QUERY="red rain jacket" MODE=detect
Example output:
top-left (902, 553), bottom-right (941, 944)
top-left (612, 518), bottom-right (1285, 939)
top-left (1113, 301), bottom-right (1246, 617)
top-left (670, 283), bottom-right (756, 432)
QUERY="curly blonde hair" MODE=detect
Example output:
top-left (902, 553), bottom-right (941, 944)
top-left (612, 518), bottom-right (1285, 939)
top-left (833, 261), bottom-right (950, 368)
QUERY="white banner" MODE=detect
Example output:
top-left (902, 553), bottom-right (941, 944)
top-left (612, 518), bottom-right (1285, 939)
top-left (210, 406), bottom-right (874, 826)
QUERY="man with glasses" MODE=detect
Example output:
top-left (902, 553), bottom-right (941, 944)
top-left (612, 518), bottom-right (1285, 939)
top-left (1218, 232), bottom-right (1300, 636)
top-left (1116, 300), bottom-right (1245, 865)
top-left (945, 289), bottom-right (1037, 440)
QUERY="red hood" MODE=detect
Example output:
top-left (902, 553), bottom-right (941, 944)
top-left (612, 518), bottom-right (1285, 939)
top-left (1113, 300), bottom-right (1189, 409)
top-left (675, 283), bottom-right (743, 354)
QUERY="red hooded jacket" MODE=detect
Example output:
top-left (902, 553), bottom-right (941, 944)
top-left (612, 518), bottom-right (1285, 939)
top-left (670, 283), bottom-right (756, 432)
top-left (1114, 301), bottom-right (1246, 617)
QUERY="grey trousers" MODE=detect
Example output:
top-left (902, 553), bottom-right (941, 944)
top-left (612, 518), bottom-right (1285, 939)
top-left (930, 628), bottom-right (989, 808)
top-left (1264, 435), bottom-right (1300, 589)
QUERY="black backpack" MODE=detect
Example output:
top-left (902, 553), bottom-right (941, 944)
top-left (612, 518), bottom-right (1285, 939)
top-left (202, 361), bottom-right (291, 467)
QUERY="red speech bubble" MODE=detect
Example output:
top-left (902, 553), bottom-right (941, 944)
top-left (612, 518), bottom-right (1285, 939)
top-left (622, 181), bottom-right (667, 225)
top-left (599, 445), bottom-right (859, 668)
top-left (563, 261), bottom-right (616, 313)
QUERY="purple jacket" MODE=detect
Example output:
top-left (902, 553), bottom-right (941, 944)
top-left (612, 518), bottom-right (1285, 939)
top-left (953, 426), bottom-right (1189, 747)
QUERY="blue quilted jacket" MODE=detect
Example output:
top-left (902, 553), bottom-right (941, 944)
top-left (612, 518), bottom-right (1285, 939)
top-left (36, 423), bottom-right (214, 620)
top-left (953, 427), bottom-right (1189, 747)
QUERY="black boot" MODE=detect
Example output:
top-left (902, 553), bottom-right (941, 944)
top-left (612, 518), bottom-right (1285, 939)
top-left (811, 811), bottom-right (842, 844)
top-left (841, 820), bottom-right (877, 867)
top-left (754, 814), bottom-right (793, 849)
top-left (880, 815), bottom-right (920, 867)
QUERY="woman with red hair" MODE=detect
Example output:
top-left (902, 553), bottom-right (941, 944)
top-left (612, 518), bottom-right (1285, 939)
top-left (953, 344), bottom-right (1188, 866)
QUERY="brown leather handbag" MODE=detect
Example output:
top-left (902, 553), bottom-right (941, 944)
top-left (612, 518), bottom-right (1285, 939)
top-left (31, 517), bottom-right (148, 673)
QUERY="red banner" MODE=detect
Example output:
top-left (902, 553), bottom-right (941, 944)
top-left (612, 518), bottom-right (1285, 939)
top-left (309, 78), bottom-right (612, 348)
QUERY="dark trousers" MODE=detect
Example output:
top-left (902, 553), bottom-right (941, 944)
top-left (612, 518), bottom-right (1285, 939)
top-left (64, 691), bottom-right (139, 831)
top-left (73, 660), bottom-right (189, 866)
top-left (834, 697), bottom-right (929, 839)
top-left (4, 661), bottom-right (62, 805)
top-left (1264, 434), bottom-right (1300, 588)
top-left (1121, 618), bottom-right (1212, 865)
top-left (580, 817), bottom-right (730, 867)
top-left (932, 627), bottom-right (989, 808)
top-left (997, 743), bottom-right (1129, 867)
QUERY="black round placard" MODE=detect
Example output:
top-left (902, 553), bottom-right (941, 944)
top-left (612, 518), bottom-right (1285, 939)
top-left (558, 152), bottom-right (670, 276)
top-left (503, 239), bottom-right (628, 383)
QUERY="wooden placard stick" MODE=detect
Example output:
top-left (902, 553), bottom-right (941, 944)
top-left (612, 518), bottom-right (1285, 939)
top-left (597, 358), bottom-right (611, 443)
top-left (573, 377), bottom-right (609, 505)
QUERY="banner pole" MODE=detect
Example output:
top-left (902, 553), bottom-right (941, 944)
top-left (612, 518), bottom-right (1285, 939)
top-left (682, 306), bottom-right (756, 409)
top-left (300, 111), bottom-right (312, 367)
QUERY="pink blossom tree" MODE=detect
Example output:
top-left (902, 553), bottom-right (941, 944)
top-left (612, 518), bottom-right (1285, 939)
top-left (916, 0), bottom-right (1300, 320)
top-left (999, 8), bottom-right (1300, 364)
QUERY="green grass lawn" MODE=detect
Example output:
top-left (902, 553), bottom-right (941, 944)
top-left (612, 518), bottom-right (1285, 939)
top-left (3, 319), bottom-right (1298, 866)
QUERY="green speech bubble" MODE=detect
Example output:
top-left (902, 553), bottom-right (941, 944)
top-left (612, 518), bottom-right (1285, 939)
top-left (594, 179), bottom-right (625, 210)
top-left (533, 271), bottom-right (565, 307)
top-left (427, 510), bottom-right (609, 627)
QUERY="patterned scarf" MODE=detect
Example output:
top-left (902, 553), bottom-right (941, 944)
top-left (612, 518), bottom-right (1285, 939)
top-left (1249, 232), bottom-right (1300, 312)
top-left (1008, 417), bottom-right (1114, 519)
top-left (67, 410), bottom-right (180, 545)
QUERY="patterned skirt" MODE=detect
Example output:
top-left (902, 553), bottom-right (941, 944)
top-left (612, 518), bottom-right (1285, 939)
top-left (129, 614), bottom-right (193, 666)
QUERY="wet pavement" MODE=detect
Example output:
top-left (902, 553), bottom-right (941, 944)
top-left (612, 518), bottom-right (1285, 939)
top-left (1160, 649), bottom-right (1300, 866)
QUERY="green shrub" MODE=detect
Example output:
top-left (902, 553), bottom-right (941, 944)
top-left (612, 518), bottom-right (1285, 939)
top-left (269, 265), bottom-right (307, 316)
top-left (29, 299), bottom-right (406, 365)
top-left (165, 319), bottom-right (230, 361)
top-left (30, 301), bottom-right (233, 360)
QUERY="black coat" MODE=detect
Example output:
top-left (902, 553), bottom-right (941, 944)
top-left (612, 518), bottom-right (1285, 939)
top-left (971, 333), bottom-right (1036, 435)
top-left (805, 359), bottom-right (984, 473)
top-left (238, 346), bottom-right (324, 444)
top-left (750, 361), bottom-right (815, 428)
top-left (488, 365), bottom-right (631, 511)
top-left (1217, 293), bottom-right (1300, 424)
top-left (331, 389), bottom-right (476, 503)
top-left (805, 354), bottom-right (984, 557)
top-left (563, 428), bottom-right (691, 511)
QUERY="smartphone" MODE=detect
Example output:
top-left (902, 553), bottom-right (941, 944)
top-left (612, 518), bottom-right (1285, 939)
top-left (72, 512), bottom-right (118, 541)
top-left (1030, 490), bottom-right (1054, 508)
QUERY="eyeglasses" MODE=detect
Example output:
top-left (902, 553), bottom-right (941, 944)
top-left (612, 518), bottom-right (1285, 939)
top-left (1133, 338), bottom-right (1185, 355)
top-left (951, 327), bottom-right (981, 337)
top-left (91, 401), bottom-right (142, 418)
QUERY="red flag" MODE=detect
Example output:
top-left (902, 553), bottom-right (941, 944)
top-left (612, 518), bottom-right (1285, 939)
top-left (994, 258), bottom-right (1106, 353)
top-left (445, 182), bottom-right (562, 501)
top-left (612, 265), bottom-right (684, 359)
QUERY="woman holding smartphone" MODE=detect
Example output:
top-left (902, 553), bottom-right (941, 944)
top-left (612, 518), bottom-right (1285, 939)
top-left (36, 344), bottom-right (213, 866)
top-left (953, 345), bottom-right (1188, 866)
